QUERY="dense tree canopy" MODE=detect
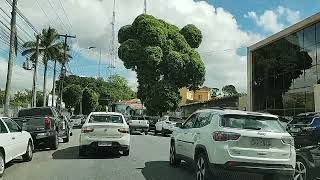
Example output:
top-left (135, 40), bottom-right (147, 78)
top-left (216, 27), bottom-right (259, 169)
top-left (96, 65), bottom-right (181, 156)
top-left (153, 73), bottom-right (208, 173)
top-left (82, 88), bottom-right (99, 115)
top-left (118, 14), bottom-right (205, 115)
top-left (222, 85), bottom-right (238, 96)
top-left (62, 84), bottom-right (82, 109)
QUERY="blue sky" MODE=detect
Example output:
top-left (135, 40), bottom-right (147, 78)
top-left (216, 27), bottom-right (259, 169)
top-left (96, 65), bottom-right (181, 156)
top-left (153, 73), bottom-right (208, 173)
top-left (0, 0), bottom-right (319, 92)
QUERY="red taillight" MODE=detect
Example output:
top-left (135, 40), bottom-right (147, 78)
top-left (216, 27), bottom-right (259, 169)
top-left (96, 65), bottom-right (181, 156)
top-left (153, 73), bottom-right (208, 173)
top-left (118, 128), bottom-right (129, 133)
top-left (44, 117), bottom-right (51, 129)
top-left (213, 131), bottom-right (241, 141)
top-left (81, 127), bottom-right (94, 133)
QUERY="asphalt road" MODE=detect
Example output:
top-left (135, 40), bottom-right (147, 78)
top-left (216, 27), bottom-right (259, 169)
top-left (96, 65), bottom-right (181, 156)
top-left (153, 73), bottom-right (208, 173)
top-left (3, 129), bottom-right (262, 180)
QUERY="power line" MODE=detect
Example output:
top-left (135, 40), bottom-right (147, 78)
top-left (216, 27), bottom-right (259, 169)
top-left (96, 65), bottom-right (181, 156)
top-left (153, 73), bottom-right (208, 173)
top-left (46, 0), bottom-right (70, 33)
top-left (34, 0), bottom-right (55, 27)
top-left (57, 0), bottom-right (72, 31)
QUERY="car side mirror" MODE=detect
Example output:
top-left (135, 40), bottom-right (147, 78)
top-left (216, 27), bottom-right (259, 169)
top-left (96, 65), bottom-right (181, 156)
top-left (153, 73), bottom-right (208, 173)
top-left (176, 122), bottom-right (182, 128)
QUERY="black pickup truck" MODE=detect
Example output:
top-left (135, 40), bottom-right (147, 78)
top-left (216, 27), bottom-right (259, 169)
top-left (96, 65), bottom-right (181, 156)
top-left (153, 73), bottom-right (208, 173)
top-left (12, 107), bottom-right (71, 150)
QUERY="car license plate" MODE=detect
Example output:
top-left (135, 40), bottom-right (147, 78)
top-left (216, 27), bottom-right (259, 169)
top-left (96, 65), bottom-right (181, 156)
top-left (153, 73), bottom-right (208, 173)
top-left (98, 142), bottom-right (112, 147)
top-left (251, 138), bottom-right (271, 148)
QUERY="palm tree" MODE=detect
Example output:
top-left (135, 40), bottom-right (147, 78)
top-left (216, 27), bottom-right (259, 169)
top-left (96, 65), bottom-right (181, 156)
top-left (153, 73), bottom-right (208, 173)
top-left (22, 27), bottom-right (63, 107)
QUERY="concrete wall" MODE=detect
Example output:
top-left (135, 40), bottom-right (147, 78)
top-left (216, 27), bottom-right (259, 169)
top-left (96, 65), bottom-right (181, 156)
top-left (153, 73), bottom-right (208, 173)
top-left (314, 84), bottom-right (320, 112)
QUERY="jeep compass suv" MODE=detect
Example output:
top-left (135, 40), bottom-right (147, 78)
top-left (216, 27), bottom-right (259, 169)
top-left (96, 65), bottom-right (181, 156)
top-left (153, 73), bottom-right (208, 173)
top-left (170, 108), bottom-right (295, 180)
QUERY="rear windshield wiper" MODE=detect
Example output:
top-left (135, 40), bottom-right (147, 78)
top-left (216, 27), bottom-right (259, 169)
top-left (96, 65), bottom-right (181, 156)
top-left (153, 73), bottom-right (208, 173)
top-left (243, 126), bottom-right (262, 130)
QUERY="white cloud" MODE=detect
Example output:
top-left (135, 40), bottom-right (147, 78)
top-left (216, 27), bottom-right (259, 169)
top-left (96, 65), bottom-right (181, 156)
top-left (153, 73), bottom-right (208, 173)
top-left (245, 6), bottom-right (300, 33)
top-left (0, 0), bottom-right (264, 93)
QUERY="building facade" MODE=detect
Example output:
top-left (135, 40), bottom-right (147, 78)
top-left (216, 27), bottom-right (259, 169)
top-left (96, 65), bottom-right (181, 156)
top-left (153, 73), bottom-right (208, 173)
top-left (179, 87), bottom-right (212, 105)
top-left (248, 13), bottom-right (320, 116)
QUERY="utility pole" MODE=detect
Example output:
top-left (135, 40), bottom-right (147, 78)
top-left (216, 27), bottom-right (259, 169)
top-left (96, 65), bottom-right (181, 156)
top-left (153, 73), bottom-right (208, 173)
top-left (58, 34), bottom-right (76, 110)
top-left (4, 0), bottom-right (18, 116)
top-left (144, 0), bottom-right (147, 14)
top-left (99, 49), bottom-right (101, 78)
top-left (31, 35), bottom-right (40, 107)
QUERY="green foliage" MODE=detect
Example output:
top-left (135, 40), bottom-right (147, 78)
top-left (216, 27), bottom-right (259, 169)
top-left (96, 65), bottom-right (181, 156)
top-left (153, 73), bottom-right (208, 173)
top-left (118, 14), bottom-right (205, 115)
top-left (211, 88), bottom-right (220, 97)
top-left (180, 24), bottom-right (202, 48)
top-left (10, 90), bottom-right (32, 107)
top-left (62, 84), bottom-right (82, 108)
top-left (222, 85), bottom-right (238, 96)
top-left (82, 88), bottom-right (99, 115)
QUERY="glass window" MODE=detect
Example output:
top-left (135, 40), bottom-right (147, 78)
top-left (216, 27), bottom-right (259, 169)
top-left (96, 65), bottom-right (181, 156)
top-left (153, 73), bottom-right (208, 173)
top-left (3, 118), bottom-right (21, 132)
top-left (304, 24), bottom-right (316, 48)
top-left (89, 114), bottom-right (123, 123)
top-left (304, 45), bottom-right (317, 67)
top-left (194, 112), bottom-right (212, 128)
top-left (0, 120), bottom-right (8, 133)
top-left (316, 22), bottom-right (320, 43)
top-left (18, 108), bottom-right (53, 117)
top-left (221, 115), bottom-right (285, 133)
top-left (286, 31), bottom-right (304, 49)
top-left (182, 114), bottom-right (197, 129)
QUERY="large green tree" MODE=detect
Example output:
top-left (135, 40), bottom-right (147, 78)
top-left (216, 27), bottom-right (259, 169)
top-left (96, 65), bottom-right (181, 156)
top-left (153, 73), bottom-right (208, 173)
top-left (82, 88), bottom-right (99, 115)
top-left (62, 84), bottom-right (82, 109)
top-left (22, 27), bottom-right (64, 106)
top-left (118, 14), bottom-right (205, 115)
top-left (222, 85), bottom-right (238, 96)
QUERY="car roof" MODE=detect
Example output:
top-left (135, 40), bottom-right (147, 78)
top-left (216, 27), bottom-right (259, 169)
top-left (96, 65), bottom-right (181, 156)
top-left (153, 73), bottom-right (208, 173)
top-left (89, 112), bottom-right (123, 116)
top-left (196, 109), bottom-right (278, 118)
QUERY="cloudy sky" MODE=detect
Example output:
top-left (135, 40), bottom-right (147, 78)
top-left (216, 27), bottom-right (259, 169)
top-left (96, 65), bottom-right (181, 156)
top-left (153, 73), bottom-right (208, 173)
top-left (0, 0), bottom-right (319, 93)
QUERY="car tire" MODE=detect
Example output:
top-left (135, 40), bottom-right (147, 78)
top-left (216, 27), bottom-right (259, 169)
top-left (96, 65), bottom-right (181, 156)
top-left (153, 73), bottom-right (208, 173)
top-left (144, 131), bottom-right (148, 135)
top-left (22, 141), bottom-right (33, 162)
top-left (123, 149), bottom-right (130, 156)
top-left (169, 142), bottom-right (181, 167)
top-left (79, 146), bottom-right (86, 157)
top-left (50, 133), bottom-right (59, 150)
top-left (195, 152), bottom-right (211, 180)
top-left (63, 129), bottom-right (70, 143)
top-left (293, 158), bottom-right (310, 180)
top-left (0, 151), bottom-right (5, 178)
top-left (161, 128), bottom-right (166, 136)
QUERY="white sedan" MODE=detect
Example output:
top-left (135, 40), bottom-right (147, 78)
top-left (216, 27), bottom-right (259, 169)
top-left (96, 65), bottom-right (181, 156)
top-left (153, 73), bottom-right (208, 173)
top-left (0, 117), bottom-right (33, 177)
top-left (155, 116), bottom-right (182, 136)
top-left (79, 112), bottom-right (130, 156)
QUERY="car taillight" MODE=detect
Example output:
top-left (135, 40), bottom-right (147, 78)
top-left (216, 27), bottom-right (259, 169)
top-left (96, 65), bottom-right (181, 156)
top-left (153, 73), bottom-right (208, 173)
top-left (118, 128), bottom-right (129, 133)
top-left (44, 117), bottom-right (51, 129)
top-left (81, 127), bottom-right (94, 133)
top-left (213, 131), bottom-right (241, 141)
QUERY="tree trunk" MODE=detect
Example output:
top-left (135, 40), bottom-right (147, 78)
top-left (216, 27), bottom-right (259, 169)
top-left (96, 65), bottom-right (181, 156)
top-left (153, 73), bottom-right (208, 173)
top-left (43, 61), bottom-right (48, 107)
top-left (52, 59), bottom-right (57, 107)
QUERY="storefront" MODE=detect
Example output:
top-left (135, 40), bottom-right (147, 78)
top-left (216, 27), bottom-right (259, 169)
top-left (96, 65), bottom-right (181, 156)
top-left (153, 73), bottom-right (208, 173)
top-left (248, 13), bottom-right (320, 116)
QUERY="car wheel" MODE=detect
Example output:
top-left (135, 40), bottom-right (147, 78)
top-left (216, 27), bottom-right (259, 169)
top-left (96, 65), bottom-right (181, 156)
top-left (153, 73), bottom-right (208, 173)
top-left (161, 128), bottom-right (166, 136)
top-left (294, 158), bottom-right (309, 180)
top-left (50, 133), bottom-right (59, 150)
top-left (195, 152), bottom-right (211, 180)
top-left (145, 131), bottom-right (148, 135)
top-left (0, 151), bottom-right (5, 178)
top-left (169, 142), bottom-right (181, 167)
top-left (79, 146), bottom-right (86, 157)
top-left (123, 149), bottom-right (130, 156)
top-left (22, 141), bottom-right (33, 162)
top-left (63, 130), bottom-right (70, 143)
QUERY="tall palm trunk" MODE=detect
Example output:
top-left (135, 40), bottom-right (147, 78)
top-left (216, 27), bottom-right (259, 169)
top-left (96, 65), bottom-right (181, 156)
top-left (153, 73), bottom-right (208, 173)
top-left (52, 59), bottom-right (57, 107)
top-left (43, 61), bottom-right (48, 107)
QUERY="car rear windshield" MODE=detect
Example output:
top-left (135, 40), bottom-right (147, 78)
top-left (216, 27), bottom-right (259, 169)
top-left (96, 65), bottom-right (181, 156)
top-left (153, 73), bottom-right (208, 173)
top-left (89, 114), bottom-right (123, 123)
top-left (18, 108), bottom-right (53, 117)
top-left (289, 116), bottom-right (314, 125)
top-left (132, 116), bottom-right (145, 120)
top-left (221, 114), bottom-right (285, 133)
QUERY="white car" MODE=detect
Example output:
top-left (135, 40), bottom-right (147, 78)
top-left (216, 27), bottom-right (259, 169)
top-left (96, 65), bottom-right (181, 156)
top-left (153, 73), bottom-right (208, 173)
top-left (170, 109), bottom-right (296, 180)
top-left (79, 112), bottom-right (130, 156)
top-left (70, 115), bottom-right (85, 127)
top-left (155, 116), bottom-right (182, 136)
top-left (0, 117), bottom-right (33, 177)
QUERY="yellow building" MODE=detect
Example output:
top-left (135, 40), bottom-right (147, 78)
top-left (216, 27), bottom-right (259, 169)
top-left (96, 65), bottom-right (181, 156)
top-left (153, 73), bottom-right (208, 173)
top-left (179, 87), bottom-right (212, 105)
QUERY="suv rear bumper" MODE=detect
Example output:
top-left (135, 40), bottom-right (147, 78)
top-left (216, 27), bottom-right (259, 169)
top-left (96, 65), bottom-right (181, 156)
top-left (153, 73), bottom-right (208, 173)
top-left (210, 162), bottom-right (295, 177)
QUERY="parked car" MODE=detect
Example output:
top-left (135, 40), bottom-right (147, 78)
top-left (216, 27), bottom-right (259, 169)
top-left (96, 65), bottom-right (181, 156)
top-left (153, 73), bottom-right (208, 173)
top-left (287, 112), bottom-right (320, 148)
top-left (155, 116), bottom-right (182, 136)
top-left (170, 108), bottom-right (296, 180)
top-left (128, 116), bottom-right (149, 135)
top-left (295, 145), bottom-right (320, 180)
top-left (70, 115), bottom-right (85, 128)
top-left (12, 107), bottom-right (71, 150)
top-left (0, 117), bottom-right (33, 177)
top-left (145, 116), bottom-right (159, 131)
top-left (79, 112), bottom-right (130, 156)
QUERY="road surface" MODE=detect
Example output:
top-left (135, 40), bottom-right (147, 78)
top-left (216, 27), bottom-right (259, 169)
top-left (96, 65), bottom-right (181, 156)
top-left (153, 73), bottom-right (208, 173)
top-left (3, 129), bottom-right (261, 180)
